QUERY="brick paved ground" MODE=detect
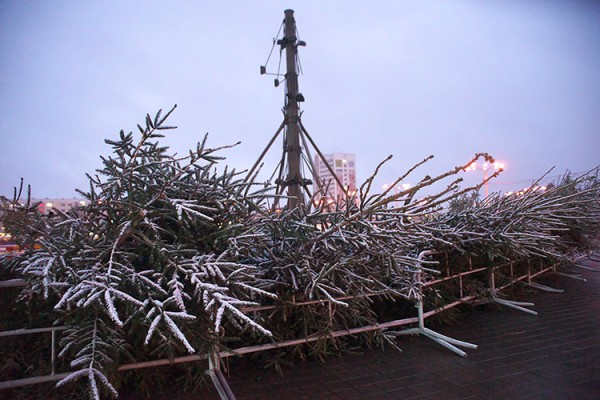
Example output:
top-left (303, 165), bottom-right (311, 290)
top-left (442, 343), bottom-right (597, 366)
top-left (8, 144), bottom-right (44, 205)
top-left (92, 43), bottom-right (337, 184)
top-left (125, 254), bottom-right (600, 400)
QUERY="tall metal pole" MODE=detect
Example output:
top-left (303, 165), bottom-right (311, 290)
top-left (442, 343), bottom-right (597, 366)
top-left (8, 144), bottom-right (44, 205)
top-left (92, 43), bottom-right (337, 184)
top-left (282, 9), bottom-right (303, 209)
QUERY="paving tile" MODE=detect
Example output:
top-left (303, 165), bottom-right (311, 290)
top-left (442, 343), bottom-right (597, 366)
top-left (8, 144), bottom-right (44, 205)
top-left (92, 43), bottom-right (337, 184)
top-left (319, 378), bottom-right (350, 392)
top-left (554, 384), bottom-right (600, 400)
top-left (382, 385), bottom-right (421, 399)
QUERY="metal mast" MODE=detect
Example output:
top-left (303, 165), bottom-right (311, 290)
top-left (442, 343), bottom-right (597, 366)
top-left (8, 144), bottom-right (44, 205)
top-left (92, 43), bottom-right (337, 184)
top-left (281, 9), bottom-right (303, 209)
top-left (248, 9), bottom-right (348, 212)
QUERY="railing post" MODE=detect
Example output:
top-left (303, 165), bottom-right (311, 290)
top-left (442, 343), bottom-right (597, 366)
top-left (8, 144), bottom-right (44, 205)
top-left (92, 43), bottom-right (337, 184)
top-left (51, 330), bottom-right (56, 375)
top-left (391, 251), bottom-right (478, 357)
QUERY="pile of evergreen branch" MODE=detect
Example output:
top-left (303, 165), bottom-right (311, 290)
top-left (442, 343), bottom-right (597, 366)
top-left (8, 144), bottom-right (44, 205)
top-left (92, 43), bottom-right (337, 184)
top-left (1, 108), bottom-right (598, 399)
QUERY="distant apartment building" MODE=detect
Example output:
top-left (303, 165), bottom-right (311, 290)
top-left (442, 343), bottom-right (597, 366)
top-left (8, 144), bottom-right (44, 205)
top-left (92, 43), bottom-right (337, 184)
top-left (313, 153), bottom-right (356, 205)
top-left (0, 198), bottom-right (87, 240)
top-left (34, 198), bottom-right (88, 214)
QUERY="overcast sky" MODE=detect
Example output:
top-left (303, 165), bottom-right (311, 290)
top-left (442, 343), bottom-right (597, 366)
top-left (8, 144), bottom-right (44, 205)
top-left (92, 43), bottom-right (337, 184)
top-left (1, 0), bottom-right (598, 200)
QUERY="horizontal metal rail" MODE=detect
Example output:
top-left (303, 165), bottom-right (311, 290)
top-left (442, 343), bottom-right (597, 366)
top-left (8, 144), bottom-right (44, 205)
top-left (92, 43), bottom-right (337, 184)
top-left (0, 279), bottom-right (27, 288)
top-left (425, 267), bottom-right (488, 286)
top-left (0, 373), bottom-right (71, 390)
top-left (0, 326), bottom-right (66, 338)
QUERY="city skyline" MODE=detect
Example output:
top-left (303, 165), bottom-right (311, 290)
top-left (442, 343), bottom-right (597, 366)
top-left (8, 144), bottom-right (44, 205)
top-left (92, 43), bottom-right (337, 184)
top-left (1, 1), bottom-right (598, 199)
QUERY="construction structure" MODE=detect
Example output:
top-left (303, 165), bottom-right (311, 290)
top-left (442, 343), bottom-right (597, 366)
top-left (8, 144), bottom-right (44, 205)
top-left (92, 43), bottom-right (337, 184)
top-left (246, 9), bottom-right (346, 211)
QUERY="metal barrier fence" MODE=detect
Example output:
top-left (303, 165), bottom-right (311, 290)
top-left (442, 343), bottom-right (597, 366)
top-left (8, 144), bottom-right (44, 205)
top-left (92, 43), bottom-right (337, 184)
top-left (0, 252), bottom-right (589, 398)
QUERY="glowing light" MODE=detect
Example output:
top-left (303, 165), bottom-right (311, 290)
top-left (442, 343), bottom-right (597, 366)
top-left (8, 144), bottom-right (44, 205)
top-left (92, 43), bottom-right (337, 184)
top-left (46, 202), bottom-right (53, 208)
top-left (464, 159), bottom-right (506, 197)
top-left (79, 200), bottom-right (87, 206)
top-left (465, 162), bottom-right (477, 171)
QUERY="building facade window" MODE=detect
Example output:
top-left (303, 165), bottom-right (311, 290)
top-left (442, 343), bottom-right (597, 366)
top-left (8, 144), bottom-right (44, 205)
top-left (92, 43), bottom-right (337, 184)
top-left (313, 152), bottom-right (356, 207)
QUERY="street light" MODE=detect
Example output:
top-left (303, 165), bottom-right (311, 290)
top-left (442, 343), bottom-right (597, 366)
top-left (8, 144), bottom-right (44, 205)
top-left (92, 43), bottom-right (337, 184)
top-left (505, 185), bottom-right (547, 197)
top-left (382, 183), bottom-right (411, 193)
top-left (382, 182), bottom-right (412, 207)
